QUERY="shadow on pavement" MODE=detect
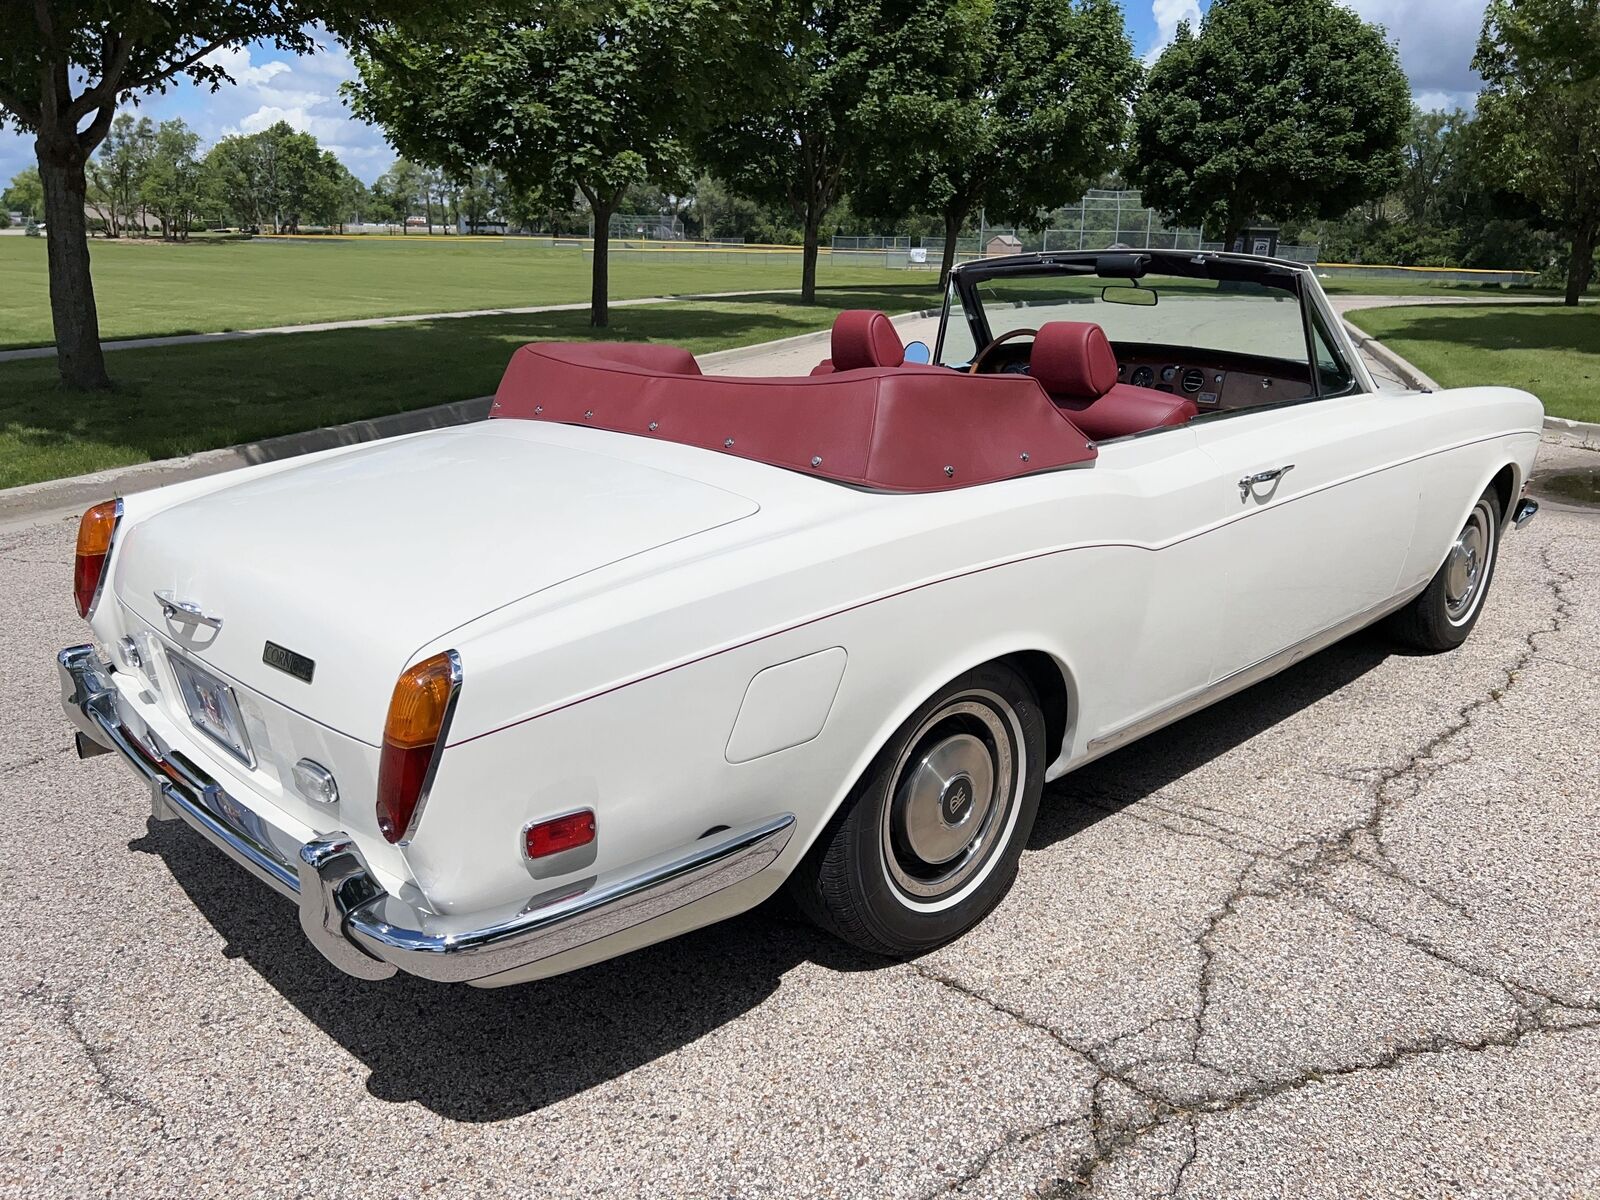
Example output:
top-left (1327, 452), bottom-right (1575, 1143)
top-left (1032, 630), bottom-right (1395, 847)
top-left (131, 629), bottom-right (1395, 1122)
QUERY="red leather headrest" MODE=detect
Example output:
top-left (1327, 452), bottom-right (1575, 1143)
top-left (831, 310), bottom-right (905, 371)
top-left (1030, 322), bottom-right (1118, 399)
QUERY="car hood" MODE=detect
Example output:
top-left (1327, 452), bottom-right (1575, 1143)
top-left (111, 423), bottom-right (759, 742)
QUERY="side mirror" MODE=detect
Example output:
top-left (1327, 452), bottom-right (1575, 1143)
top-left (903, 340), bottom-right (931, 364)
top-left (1101, 285), bottom-right (1158, 307)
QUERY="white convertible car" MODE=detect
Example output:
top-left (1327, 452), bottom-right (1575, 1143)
top-left (60, 250), bottom-right (1542, 986)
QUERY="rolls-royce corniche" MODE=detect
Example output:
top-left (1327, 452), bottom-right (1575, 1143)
top-left (59, 250), bottom-right (1543, 986)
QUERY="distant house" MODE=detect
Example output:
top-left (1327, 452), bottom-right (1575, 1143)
top-left (984, 233), bottom-right (1023, 258)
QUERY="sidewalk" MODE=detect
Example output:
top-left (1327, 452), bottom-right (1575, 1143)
top-left (0, 289), bottom-right (801, 362)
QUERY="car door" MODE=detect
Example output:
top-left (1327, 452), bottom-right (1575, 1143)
top-left (1190, 383), bottom-right (1423, 683)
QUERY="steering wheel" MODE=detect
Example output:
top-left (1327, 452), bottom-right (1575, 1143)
top-left (968, 327), bottom-right (1039, 374)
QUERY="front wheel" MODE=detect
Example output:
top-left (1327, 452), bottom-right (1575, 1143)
top-left (1388, 486), bottom-right (1502, 652)
top-left (788, 662), bottom-right (1045, 957)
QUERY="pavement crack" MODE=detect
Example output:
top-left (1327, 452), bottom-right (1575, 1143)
top-left (18, 979), bottom-right (178, 1144)
top-left (1039, 534), bottom-right (1580, 1198)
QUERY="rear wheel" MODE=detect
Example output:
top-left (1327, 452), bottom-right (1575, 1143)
top-left (788, 662), bottom-right (1045, 957)
top-left (1388, 486), bottom-right (1502, 652)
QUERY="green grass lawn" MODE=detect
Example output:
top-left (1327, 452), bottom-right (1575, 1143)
top-left (0, 286), bottom-right (939, 489)
top-left (1348, 303), bottom-right (1600, 423)
top-left (0, 235), bottom-right (920, 348)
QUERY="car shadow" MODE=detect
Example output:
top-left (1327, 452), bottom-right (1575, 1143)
top-left (1031, 629), bottom-right (1396, 848)
top-left (131, 628), bottom-right (1397, 1122)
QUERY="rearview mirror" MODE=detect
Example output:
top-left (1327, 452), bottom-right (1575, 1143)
top-left (903, 340), bottom-right (931, 364)
top-left (1101, 285), bottom-right (1157, 306)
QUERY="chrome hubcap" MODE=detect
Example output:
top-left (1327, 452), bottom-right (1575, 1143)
top-left (1445, 504), bottom-right (1492, 621)
top-left (882, 692), bottom-right (1022, 905)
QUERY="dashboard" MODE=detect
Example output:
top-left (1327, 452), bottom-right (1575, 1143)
top-left (1113, 351), bottom-right (1311, 411)
top-left (985, 341), bottom-right (1312, 412)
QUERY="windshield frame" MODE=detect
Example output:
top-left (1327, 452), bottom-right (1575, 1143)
top-left (935, 251), bottom-right (1366, 403)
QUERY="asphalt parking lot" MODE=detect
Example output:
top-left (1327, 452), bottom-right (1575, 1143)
top-left (2, 445), bottom-right (1596, 1199)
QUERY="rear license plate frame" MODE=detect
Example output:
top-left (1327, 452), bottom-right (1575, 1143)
top-left (168, 652), bottom-right (255, 767)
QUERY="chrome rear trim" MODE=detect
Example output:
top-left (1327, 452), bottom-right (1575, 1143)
top-left (58, 643), bottom-right (795, 983)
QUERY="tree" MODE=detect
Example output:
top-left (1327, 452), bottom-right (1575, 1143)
top-left (457, 164), bottom-right (505, 233)
top-left (1474, 0), bottom-right (1600, 304)
top-left (3, 166), bottom-right (43, 219)
top-left (855, 0), bottom-right (1139, 285)
top-left (347, 1), bottom-right (733, 324)
top-left (142, 119), bottom-right (205, 239)
top-left (1397, 108), bottom-right (1475, 229)
top-left (371, 158), bottom-right (423, 232)
top-left (0, 2), bottom-right (353, 389)
top-left (87, 113), bottom-right (156, 237)
top-left (695, 0), bottom-right (876, 303)
top-left (1129, 0), bottom-right (1411, 250)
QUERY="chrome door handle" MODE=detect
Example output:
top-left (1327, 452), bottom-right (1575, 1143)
top-left (153, 590), bottom-right (224, 630)
top-left (1239, 464), bottom-right (1295, 502)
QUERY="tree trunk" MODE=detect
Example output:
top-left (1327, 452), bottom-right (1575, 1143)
top-left (1564, 219), bottom-right (1596, 306)
top-left (589, 198), bottom-right (612, 327)
top-left (801, 205), bottom-right (821, 304)
top-left (37, 145), bottom-right (112, 391)
top-left (939, 205), bottom-right (967, 288)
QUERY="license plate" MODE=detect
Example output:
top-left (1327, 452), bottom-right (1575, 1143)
top-left (169, 654), bottom-right (255, 766)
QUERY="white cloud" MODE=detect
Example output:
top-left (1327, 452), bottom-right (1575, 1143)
top-left (1147, 0), bottom-right (1203, 61)
top-left (202, 45), bottom-right (291, 89)
top-left (1342, 0), bottom-right (1488, 101)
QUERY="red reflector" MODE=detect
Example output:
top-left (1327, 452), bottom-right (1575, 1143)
top-left (525, 810), bottom-right (596, 859)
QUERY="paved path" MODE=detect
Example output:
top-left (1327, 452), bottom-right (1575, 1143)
top-left (0, 290), bottom-right (803, 362)
top-left (7, 290), bottom-right (1542, 364)
top-left (1, 446), bottom-right (1595, 1198)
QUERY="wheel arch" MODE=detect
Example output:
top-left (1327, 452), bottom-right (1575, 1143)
top-left (794, 641), bottom-right (1080, 867)
top-left (1488, 461), bottom-right (1519, 527)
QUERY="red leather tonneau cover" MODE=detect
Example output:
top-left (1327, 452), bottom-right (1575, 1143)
top-left (490, 343), bottom-right (1096, 493)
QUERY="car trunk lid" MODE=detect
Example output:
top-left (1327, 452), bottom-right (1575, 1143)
top-left (112, 423), bottom-right (759, 743)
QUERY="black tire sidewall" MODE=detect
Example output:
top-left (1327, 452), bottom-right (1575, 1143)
top-left (835, 662), bottom-right (1046, 953)
top-left (1424, 491), bottom-right (1502, 648)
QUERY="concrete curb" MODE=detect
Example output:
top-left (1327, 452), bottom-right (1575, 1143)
top-left (1343, 317), bottom-right (1600, 451)
top-left (1542, 415), bottom-right (1600, 450)
top-left (0, 396), bottom-right (493, 523)
top-left (1340, 318), bottom-right (1442, 391)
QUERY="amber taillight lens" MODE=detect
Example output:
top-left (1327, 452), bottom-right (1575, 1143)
top-left (73, 499), bottom-right (122, 617)
top-left (376, 651), bottom-right (461, 843)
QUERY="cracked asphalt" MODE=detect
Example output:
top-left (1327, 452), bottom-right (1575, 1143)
top-left (2, 444), bottom-right (1597, 1198)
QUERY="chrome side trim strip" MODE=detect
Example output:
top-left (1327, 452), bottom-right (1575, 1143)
top-left (1083, 586), bottom-right (1424, 760)
top-left (58, 643), bottom-right (794, 984)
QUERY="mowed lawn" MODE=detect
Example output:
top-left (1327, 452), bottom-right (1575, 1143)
top-left (1347, 303), bottom-right (1600, 423)
top-left (0, 235), bottom-right (919, 348)
top-left (0, 287), bottom-right (939, 489)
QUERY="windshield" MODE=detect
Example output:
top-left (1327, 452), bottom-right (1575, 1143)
top-left (939, 272), bottom-right (1311, 367)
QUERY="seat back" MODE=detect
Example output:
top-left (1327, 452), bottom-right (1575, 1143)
top-left (1029, 321), bottom-right (1198, 441)
top-left (812, 310), bottom-right (906, 374)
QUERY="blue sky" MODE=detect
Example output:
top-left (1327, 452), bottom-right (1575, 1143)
top-left (0, 1), bottom-right (1488, 193)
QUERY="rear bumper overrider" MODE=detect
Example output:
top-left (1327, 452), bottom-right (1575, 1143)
top-left (58, 644), bottom-right (795, 983)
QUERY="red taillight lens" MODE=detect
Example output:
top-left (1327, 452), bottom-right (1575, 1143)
top-left (376, 651), bottom-right (460, 843)
top-left (73, 499), bottom-right (121, 617)
top-left (525, 810), bottom-right (596, 859)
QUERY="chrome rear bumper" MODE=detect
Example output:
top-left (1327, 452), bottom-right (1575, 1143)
top-left (58, 644), bottom-right (795, 983)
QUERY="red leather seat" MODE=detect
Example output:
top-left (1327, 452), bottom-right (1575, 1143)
top-left (811, 310), bottom-right (906, 375)
top-left (1029, 321), bottom-right (1198, 441)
